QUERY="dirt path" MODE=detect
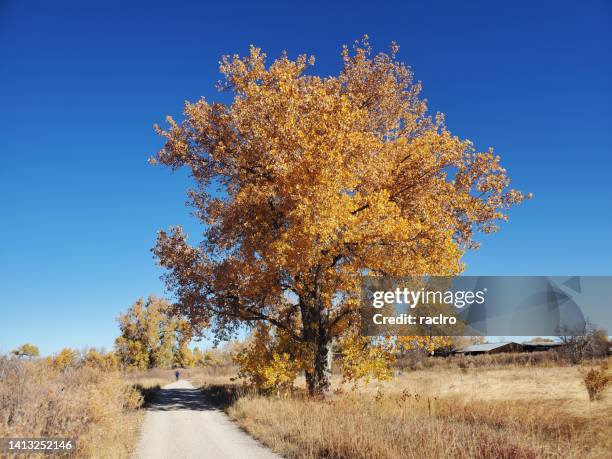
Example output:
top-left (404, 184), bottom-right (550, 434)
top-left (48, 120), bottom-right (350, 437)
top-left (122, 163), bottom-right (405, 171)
top-left (133, 380), bottom-right (281, 459)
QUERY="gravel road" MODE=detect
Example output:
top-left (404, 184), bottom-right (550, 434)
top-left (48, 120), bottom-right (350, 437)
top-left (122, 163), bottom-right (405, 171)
top-left (133, 380), bottom-right (280, 459)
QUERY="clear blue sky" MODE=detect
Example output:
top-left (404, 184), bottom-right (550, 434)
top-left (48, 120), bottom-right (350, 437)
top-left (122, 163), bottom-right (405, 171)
top-left (1, 0), bottom-right (610, 355)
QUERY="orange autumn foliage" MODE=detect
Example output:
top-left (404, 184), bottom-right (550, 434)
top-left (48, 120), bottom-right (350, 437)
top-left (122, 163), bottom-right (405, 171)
top-left (152, 37), bottom-right (528, 395)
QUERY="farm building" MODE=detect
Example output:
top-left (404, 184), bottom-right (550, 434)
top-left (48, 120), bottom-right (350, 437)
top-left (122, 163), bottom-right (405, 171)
top-left (456, 342), bottom-right (524, 355)
top-left (522, 341), bottom-right (564, 352)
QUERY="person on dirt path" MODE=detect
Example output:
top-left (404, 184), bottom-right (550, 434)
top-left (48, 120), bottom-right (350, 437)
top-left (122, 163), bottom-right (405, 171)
top-left (175, 370), bottom-right (180, 381)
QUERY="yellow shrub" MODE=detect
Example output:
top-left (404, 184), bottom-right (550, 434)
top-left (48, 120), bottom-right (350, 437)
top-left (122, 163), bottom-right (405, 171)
top-left (262, 353), bottom-right (301, 395)
top-left (52, 348), bottom-right (79, 371)
top-left (83, 349), bottom-right (118, 371)
top-left (234, 324), bottom-right (307, 394)
top-left (339, 336), bottom-right (394, 386)
top-left (582, 366), bottom-right (609, 401)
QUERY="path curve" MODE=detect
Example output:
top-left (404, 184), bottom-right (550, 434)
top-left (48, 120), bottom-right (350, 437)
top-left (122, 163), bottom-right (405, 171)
top-left (133, 380), bottom-right (280, 459)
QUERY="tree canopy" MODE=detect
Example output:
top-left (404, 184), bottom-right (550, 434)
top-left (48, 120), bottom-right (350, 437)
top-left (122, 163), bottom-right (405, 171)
top-left (114, 296), bottom-right (193, 369)
top-left (152, 37), bottom-right (527, 395)
top-left (11, 343), bottom-right (40, 358)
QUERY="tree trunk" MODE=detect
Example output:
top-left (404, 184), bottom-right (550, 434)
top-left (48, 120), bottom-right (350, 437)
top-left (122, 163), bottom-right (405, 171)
top-left (305, 336), bottom-right (332, 397)
top-left (301, 293), bottom-right (332, 397)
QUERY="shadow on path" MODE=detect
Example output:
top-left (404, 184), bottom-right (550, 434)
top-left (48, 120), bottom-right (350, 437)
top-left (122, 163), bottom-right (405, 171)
top-left (149, 386), bottom-right (217, 412)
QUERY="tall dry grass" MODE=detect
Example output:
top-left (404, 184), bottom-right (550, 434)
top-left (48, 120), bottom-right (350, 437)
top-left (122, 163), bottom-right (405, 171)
top-left (228, 392), bottom-right (610, 458)
top-left (0, 356), bottom-right (144, 458)
top-left (214, 360), bottom-right (612, 459)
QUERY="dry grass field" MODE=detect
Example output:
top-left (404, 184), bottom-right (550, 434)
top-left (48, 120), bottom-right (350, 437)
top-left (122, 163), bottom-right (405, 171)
top-left (2, 352), bottom-right (609, 458)
top-left (0, 358), bottom-right (183, 458)
top-left (0, 357), bottom-right (148, 458)
top-left (203, 356), bottom-right (612, 459)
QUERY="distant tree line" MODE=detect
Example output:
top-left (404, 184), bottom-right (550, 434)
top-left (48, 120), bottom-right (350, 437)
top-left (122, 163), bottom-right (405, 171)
top-left (7, 296), bottom-right (228, 371)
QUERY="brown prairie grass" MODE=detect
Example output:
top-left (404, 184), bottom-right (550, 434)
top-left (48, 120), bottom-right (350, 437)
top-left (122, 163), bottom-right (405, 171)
top-left (216, 361), bottom-right (612, 459)
top-left (0, 357), bottom-right (145, 458)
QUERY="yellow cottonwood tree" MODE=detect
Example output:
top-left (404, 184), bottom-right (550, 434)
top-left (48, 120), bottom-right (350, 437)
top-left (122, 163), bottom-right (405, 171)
top-left (11, 343), bottom-right (40, 359)
top-left (152, 37), bottom-right (528, 396)
top-left (115, 296), bottom-right (192, 369)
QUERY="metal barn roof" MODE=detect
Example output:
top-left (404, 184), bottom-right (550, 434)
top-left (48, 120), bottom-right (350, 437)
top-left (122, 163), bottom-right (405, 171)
top-left (457, 342), bottom-right (519, 353)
